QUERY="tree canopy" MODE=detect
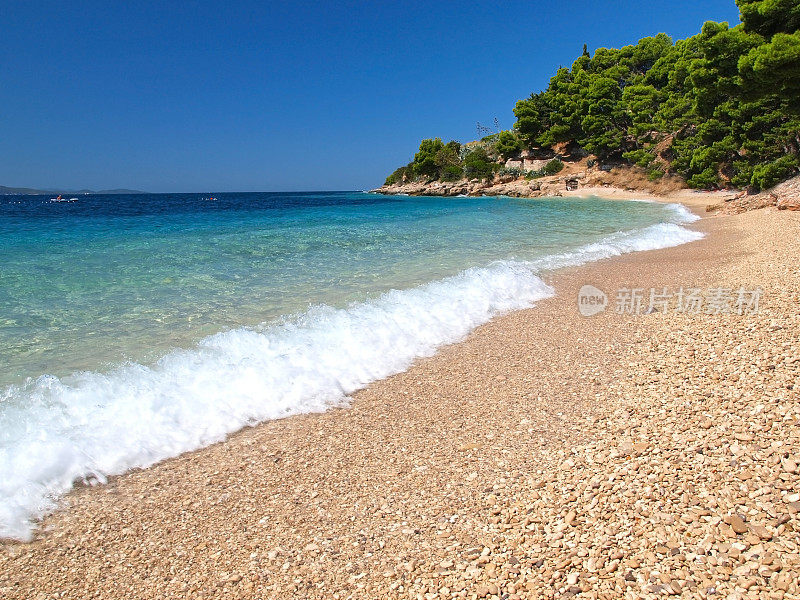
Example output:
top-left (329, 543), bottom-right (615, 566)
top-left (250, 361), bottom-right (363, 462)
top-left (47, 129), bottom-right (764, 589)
top-left (510, 0), bottom-right (800, 190)
top-left (386, 0), bottom-right (799, 191)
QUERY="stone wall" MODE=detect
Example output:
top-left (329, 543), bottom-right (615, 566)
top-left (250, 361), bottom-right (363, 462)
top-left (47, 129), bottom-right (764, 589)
top-left (523, 158), bottom-right (549, 172)
top-left (503, 157), bottom-right (552, 172)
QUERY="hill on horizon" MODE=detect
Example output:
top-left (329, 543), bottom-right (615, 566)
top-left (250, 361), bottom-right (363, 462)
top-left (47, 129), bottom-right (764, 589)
top-left (0, 185), bottom-right (146, 195)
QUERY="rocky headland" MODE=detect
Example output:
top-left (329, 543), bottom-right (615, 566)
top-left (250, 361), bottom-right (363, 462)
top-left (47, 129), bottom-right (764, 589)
top-left (372, 164), bottom-right (800, 216)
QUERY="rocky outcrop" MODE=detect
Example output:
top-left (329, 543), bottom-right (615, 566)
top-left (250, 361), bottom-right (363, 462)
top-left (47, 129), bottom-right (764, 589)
top-left (777, 197), bottom-right (800, 211)
top-left (371, 172), bottom-right (588, 199)
top-left (372, 162), bottom-right (699, 199)
top-left (712, 174), bottom-right (800, 214)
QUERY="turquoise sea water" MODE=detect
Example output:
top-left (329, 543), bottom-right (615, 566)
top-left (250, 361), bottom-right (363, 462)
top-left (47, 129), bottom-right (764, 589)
top-left (0, 191), bottom-right (701, 539)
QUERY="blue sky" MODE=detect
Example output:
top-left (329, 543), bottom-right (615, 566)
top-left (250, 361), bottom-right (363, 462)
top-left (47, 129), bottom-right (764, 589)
top-left (1, 1), bottom-right (741, 192)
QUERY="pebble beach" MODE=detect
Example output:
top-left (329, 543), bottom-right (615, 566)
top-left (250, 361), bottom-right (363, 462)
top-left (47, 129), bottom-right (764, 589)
top-left (1, 199), bottom-right (798, 599)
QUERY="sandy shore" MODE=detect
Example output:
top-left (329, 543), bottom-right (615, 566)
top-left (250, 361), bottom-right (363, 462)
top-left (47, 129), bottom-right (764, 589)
top-left (560, 186), bottom-right (736, 209)
top-left (1, 202), bottom-right (798, 599)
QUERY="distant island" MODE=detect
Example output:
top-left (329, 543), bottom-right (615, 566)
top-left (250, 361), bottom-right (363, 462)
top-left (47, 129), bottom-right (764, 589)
top-left (0, 185), bottom-right (146, 195)
top-left (376, 0), bottom-right (799, 201)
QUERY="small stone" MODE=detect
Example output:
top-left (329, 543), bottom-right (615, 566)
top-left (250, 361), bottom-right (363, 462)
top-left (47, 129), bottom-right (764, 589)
top-left (774, 572), bottom-right (792, 591)
top-left (752, 525), bottom-right (773, 540)
top-left (729, 515), bottom-right (748, 534)
top-left (458, 443), bottom-right (483, 452)
top-left (744, 532), bottom-right (761, 545)
top-left (566, 572), bottom-right (579, 585)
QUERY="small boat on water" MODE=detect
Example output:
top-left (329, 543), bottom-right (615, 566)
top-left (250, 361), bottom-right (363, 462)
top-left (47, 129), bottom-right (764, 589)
top-left (49, 195), bottom-right (78, 203)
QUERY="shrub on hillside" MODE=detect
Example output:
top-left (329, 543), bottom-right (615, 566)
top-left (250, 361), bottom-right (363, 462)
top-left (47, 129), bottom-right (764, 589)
top-left (385, 164), bottom-right (415, 185)
top-left (543, 159), bottom-right (564, 175)
top-left (413, 139), bottom-right (446, 179)
top-left (687, 167), bottom-right (719, 189)
top-left (495, 131), bottom-right (522, 159)
top-left (750, 155), bottom-right (800, 190)
top-left (440, 165), bottom-right (464, 181)
top-left (623, 149), bottom-right (655, 168)
top-left (463, 148), bottom-right (498, 181)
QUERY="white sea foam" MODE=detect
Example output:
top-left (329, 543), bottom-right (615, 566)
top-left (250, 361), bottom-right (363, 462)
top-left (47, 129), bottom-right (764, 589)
top-left (527, 221), bottom-right (703, 271)
top-left (608, 197), bottom-right (702, 224)
top-left (0, 204), bottom-right (702, 540)
top-left (664, 202), bottom-right (701, 223)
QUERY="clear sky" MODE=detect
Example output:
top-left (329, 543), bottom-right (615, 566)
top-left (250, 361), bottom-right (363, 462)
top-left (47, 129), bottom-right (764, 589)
top-left (1, 1), bottom-right (742, 192)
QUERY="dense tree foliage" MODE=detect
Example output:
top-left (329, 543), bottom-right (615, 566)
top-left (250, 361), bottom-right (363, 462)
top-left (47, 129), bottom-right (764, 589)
top-left (495, 131), bottom-right (522, 158)
top-left (386, 1), bottom-right (799, 191)
top-left (511, 0), bottom-right (800, 190)
top-left (384, 138), bottom-right (498, 184)
top-left (462, 148), bottom-right (498, 180)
